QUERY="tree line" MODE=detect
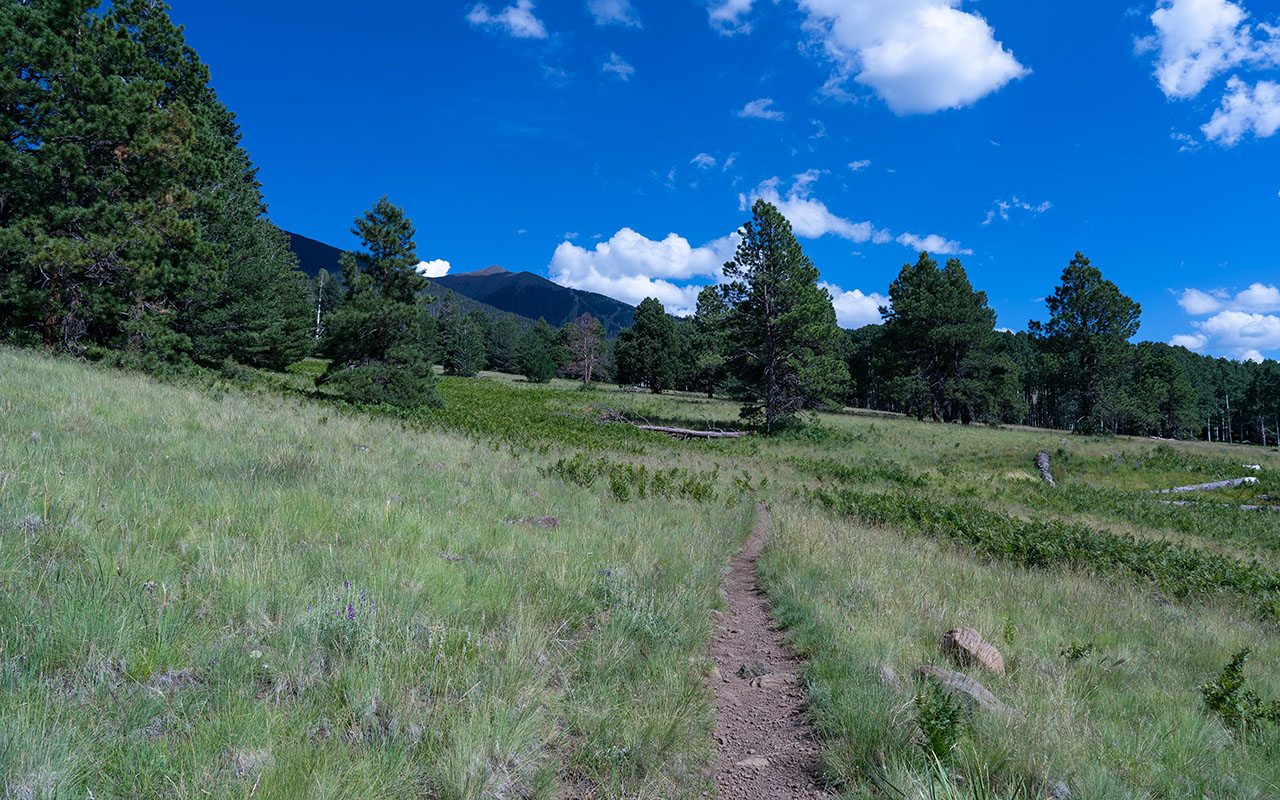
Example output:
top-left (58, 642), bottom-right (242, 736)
top-left (3, 2), bottom-right (1276, 442)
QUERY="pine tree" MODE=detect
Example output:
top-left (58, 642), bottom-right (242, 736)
top-left (321, 198), bottom-right (437, 408)
top-left (484, 314), bottom-right (522, 373)
top-left (615, 297), bottom-right (678, 393)
top-left (517, 319), bottom-right (561, 383)
top-left (1030, 253), bottom-right (1140, 433)
top-left (882, 253), bottom-right (997, 423)
top-left (690, 286), bottom-right (730, 397)
top-left (438, 292), bottom-right (486, 377)
top-left (0, 1), bottom-right (309, 370)
top-left (721, 199), bottom-right (849, 429)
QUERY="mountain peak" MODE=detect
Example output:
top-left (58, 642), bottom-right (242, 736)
top-left (461, 265), bottom-right (511, 277)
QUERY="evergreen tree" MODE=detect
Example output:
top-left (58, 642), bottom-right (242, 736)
top-left (516, 318), bottom-right (561, 383)
top-left (437, 292), bottom-right (486, 377)
top-left (615, 297), bottom-right (678, 393)
top-left (689, 286), bottom-right (730, 397)
top-left (565, 313), bottom-right (606, 385)
top-left (1029, 253), bottom-right (1141, 433)
top-left (0, 1), bottom-right (307, 369)
top-left (721, 199), bottom-right (849, 429)
top-left (881, 253), bottom-right (998, 423)
top-left (484, 314), bottom-right (522, 373)
top-left (184, 220), bottom-right (312, 370)
top-left (321, 198), bottom-right (438, 408)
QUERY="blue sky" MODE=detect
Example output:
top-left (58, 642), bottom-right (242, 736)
top-left (168, 0), bottom-right (1280, 360)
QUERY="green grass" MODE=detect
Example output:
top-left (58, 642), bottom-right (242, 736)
top-left (3, 347), bottom-right (1279, 798)
top-left (0, 349), bottom-right (745, 798)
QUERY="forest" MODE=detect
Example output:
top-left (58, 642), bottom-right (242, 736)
top-left (2, 0), bottom-right (1277, 444)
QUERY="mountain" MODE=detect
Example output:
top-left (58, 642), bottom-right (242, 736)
top-left (430, 266), bottom-right (636, 336)
top-left (286, 231), bottom-right (345, 278)
top-left (285, 231), bottom-right (636, 335)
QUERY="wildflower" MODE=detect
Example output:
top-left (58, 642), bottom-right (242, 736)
top-left (347, 604), bottom-right (356, 620)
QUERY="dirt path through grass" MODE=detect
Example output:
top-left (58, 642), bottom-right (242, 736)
top-left (709, 504), bottom-right (828, 799)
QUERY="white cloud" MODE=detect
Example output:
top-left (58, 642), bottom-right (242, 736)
top-left (709, 0), bottom-right (756, 34)
top-left (848, 159), bottom-right (872, 171)
top-left (587, 0), bottom-right (640, 27)
top-left (822, 282), bottom-right (888, 327)
top-left (737, 97), bottom-right (786, 120)
top-left (548, 228), bottom-right (740, 314)
top-left (1202, 76), bottom-right (1280, 143)
top-left (741, 173), bottom-right (969, 256)
top-left (1170, 332), bottom-right (1209, 349)
top-left (1178, 287), bottom-right (1227, 314)
top-left (602, 52), bottom-right (636, 81)
top-left (722, 154), bottom-right (738, 171)
top-left (1178, 282), bottom-right (1280, 314)
top-left (981, 196), bottom-right (1052, 225)
top-left (741, 175), bottom-right (892, 242)
top-left (691, 152), bottom-right (718, 169)
top-left (1197, 310), bottom-right (1280, 359)
top-left (799, 0), bottom-right (1028, 114)
top-left (416, 259), bottom-right (451, 278)
top-left (1142, 0), bottom-right (1277, 99)
top-left (1236, 281), bottom-right (1280, 310)
top-left (895, 232), bottom-right (972, 256)
top-left (466, 0), bottom-right (548, 38)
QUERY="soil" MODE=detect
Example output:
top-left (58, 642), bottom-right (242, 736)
top-left (708, 504), bottom-right (828, 799)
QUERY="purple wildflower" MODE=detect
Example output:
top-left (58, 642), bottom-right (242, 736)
top-left (347, 604), bottom-right (356, 620)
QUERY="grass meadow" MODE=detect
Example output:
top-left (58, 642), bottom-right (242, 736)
top-left (3, 346), bottom-right (1279, 798)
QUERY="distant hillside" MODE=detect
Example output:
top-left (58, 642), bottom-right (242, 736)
top-left (285, 232), bottom-right (633, 334)
top-left (431, 266), bottom-right (636, 335)
top-left (286, 231), bottom-right (345, 278)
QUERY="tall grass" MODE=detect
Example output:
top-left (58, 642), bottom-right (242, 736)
top-left (0, 349), bottom-right (745, 798)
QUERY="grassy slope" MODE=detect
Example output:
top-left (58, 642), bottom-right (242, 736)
top-left (4, 349), bottom-right (1280, 798)
top-left (0, 349), bottom-right (747, 799)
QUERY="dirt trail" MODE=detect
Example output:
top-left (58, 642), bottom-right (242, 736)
top-left (709, 504), bottom-right (827, 799)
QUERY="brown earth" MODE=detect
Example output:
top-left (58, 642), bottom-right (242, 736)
top-left (708, 505), bottom-right (828, 799)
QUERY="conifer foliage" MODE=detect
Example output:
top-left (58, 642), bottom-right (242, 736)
top-left (0, 1), bottom-right (309, 369)
top-left (321, 198), bottom-right (438, 408)
top-left (721, 200), bottom-right (849, 429)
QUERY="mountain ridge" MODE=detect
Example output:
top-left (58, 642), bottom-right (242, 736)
top-left (286, 231), bottom-right (636, 335)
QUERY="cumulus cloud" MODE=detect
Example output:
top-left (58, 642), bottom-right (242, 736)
top-left (895, 232), bottom-right (972, 256)
top-left (737, 97), bottom-right (786, 120)
top-left (1202, 76), bottom-right (1280, 143)
top-left (981, 196), bottom-right (1052, 225)
top-left (691, 152), bottom-right (718, 169)
top-left (1177, 282), bottom-right (1280, 314)
top-left (709, 0), bottom-right (756, 34)
top-left (587, 0), bottom-right (640, 27)
top-left (740, 172), bottom-right (970, 256)
top-left (822, 283), bottom-right (888, 327)
top-left (1142, 0), bottom-right (1278, 99)
top-left (466, 0), bottom-right (548, 38)
top-left (601, 52), bottom-right (636, 80)
top-left (1173, 281), bottom-right (1280, 359)
top-left (1170, 333), bottom-right (1209, 349)
top-left (799, 0), bottom-right (1027, 114)
top-left (548, 228), bottom-right (739, 314)
top-left (1197, 310), bottom-right (1280, 360)
top-left (741, 175), bottom-right (892, 242)
top-left (415, 259), bottom-right (451, 278)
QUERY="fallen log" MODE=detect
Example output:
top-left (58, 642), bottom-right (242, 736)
top-left (1160, 500), bottom-right (1280, 512)
top-left (1155, 477), bottom-right (1259, 494)
top-left (632, 424), bottom-right (749, 439)
top-left (1034, 452), bottom-right (1055, 487)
